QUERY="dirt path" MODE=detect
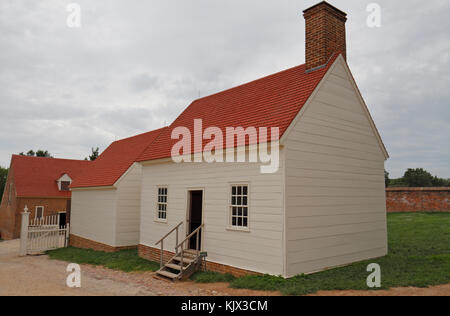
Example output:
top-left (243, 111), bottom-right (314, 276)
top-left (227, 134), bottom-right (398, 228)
top-left (0, 240), bottom-right (448, 296)
top-left (0, 239), bottom-right (277, 296)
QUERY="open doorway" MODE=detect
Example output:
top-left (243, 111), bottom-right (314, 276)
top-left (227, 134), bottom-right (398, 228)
top-left (187, 190), bottom-right (203, 250)
top-left (58, 212), bottom-right (66, 229)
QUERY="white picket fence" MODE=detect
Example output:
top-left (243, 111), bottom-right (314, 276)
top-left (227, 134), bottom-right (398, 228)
top-left (20, 207), bottom-right (70, 256)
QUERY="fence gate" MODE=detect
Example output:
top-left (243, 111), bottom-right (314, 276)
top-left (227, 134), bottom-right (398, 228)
top-left (20, 206), bottom-right (70, 256)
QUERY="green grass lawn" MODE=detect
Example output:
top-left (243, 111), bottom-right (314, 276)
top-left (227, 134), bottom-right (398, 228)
top-left (47, 247), bottom-right (160, 272)
top-left (192, 213), bottom-right (450, 295)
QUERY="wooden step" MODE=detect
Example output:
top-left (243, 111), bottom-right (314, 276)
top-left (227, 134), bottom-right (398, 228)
top-left (165, 263), bottom-right (183, 271)
top-left (173, 256), bottom-right (195, 264)
top-left (184, 249), bottom-right (199, 255)
top-left (157, 270), bottom-right (179, 280)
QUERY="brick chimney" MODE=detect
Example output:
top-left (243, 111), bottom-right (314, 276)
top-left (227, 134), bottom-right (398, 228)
top-left (303, 1), bottom-right (347, 72)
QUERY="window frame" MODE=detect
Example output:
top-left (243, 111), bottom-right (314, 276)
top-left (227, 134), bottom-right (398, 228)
top-left (155, 186), bottom-right (168, 223)
top-left (227, 183), bottom-right (250, 232)
top-left (35, 206), bottom-right (45, 221)
top-left (60, 181), bottom-right (71, 191)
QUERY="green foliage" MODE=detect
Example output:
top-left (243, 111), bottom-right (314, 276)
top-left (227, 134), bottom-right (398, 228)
top-left (387, 168), bottom-right (450, 188)
top-left (192, 213), bottom-right (450, 296)
top-left (85, 147), bottom-right (100, 161)
top-left (389, 178), bottom-right (408, 187)
top-left (19, 150), bottom-right (52, 158)
top-left (47, 247), bottom-right (160, 272)
top-left (191, 271), bottom-right (236, 283)
top-left (384, 170), bottom-right (390, 187)
top-left (403, 168), bottom-right (434, 187)
top-left (0, 166), bottom-right (8, 200)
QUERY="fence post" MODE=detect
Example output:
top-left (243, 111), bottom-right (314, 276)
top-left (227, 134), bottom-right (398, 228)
top-left (19, 206), bottom-right (30, 256)
top-left (65, 223), bottom-right (70, 247)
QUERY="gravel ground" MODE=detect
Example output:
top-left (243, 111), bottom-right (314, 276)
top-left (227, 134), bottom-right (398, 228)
top-left (0, 239), bottom-right (277, 296)
top-left (1, 239), bottom-right (448, 296)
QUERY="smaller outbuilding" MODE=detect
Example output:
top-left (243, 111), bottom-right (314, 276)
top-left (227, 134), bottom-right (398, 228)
top-left (69, 127), bottom-right (167, 251)
top-left (0, 155), bottom-right (90, 240)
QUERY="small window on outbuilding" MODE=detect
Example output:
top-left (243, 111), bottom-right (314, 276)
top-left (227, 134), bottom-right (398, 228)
top-left (35, 206), bottom-right (44, 220)
top-left (60, 181), bottom-right (71, 191)
top-left (230, 185), bottom-right (249, 229)
top-left (157, 187), bottom-right (168, 220)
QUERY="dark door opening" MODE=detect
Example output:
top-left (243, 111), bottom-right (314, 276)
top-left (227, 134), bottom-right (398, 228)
top-left (59, 212), bottom-right (67, 228)
top-left (187, 190), bottom-right (203, 250)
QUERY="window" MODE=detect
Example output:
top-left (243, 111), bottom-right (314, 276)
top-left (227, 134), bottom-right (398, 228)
top-left (230, 185), bottom-right (249, 229)
top-left (157, 187), bottom-right (168, 220)
top-left (35, 206), bottom-right (44, 220)
top-left (60, 181), bottom-right (71, 191)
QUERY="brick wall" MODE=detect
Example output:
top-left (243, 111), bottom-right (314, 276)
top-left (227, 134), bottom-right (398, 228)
top-left (70, 234), bottom-right (137, 252)
top-left (138, 244), bottom-right (262, 278)
top-left (0, 168), bottom-right (17, 240)
top-left (386, 188), bottom-right (450, 213)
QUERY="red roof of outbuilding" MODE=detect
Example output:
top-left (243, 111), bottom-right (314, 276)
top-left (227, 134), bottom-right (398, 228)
top-left (10, 155), bottom-right (90, 198)
top-left (137, 55), bottom-right (337, 162)
top-left (71, 127), bottom-right (167, 188)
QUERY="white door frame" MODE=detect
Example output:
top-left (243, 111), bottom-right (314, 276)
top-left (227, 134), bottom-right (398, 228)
top-left (185, 187), bottom-right (205, 251)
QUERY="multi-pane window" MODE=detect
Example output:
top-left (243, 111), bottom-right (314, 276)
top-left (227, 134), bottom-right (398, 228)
top-left (60, 181), bottom-right (71, 191)
top-left (35, 206), bottom-right (44, 220)
top-left (157, 187), bottom-right (168, 220)
top-left (230, 185), bottom-right (249, 228)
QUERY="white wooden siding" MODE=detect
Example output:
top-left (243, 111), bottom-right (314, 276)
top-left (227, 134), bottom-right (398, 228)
top-left (71, 189), bottom-right (117, 246)
top-left (140, 149), bottom-right (285, 276)
top-left (115, 163), bottom-right (142, 247)
top-left (284, 58), bottom-right (388, 277)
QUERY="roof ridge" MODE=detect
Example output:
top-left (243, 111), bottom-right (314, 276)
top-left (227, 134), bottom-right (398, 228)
top-left (112, 126), bottom-right (168, 144)
top-left (12, 154), bottom-right (89, 163)
top-left (192, 63), bottom-right (306, 102)
top-left (135, 126), bottom-right (169, 163)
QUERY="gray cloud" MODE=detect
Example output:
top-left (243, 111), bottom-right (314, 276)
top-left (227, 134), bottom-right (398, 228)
top-left (0, 0), bottom-right (449, 178)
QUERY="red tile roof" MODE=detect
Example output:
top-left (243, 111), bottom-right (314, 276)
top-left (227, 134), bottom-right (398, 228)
top-left (71, 127), bottom-right (167, 188)
top-left (137, 55), bottom-right (338, 162)
top-left (10, 155), bottom-right (90, 198)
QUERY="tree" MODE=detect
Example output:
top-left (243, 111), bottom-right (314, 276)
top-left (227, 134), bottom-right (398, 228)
top-left (19, 150), bottom-right (52, 158)
top-left (0, 166), bottom-right (8, 200)
top-left (403, 168), bottom-right (434, 187)
top-left (85, 147), bottom-right (100, 161)
top-left (384, 170), bottom-right (390, 187)
top-left (35, 150), bottom-right (52, 157)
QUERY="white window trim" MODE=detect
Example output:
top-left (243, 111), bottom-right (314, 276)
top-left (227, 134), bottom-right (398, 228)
top-left (227, 183), bottom-right (250, 232)
top-left (35, 206), bottom-right (45, 220)
top-left (155, 186), bottom-right (168, 223)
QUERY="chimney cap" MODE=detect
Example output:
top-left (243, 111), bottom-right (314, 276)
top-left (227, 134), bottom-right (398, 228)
top-left (303, 1), bottom-right (347, 17)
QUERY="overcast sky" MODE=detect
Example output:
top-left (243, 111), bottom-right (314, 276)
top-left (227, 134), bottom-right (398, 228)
top-left (0, 0), bottom-right (449, 178)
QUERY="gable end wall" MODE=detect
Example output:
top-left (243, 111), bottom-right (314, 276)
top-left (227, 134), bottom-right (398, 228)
top-left (284, 58), bottom-right (388, 277)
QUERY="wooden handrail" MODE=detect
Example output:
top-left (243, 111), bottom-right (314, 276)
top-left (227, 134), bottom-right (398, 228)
top-left (177, 224), bottom-right (204, 249)
top-left (155, 221), bottom-right (183, 268)
top-left (177, 224), bottom-right (204, 279)
top-left (155, 221), bottom-right (183, 245)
